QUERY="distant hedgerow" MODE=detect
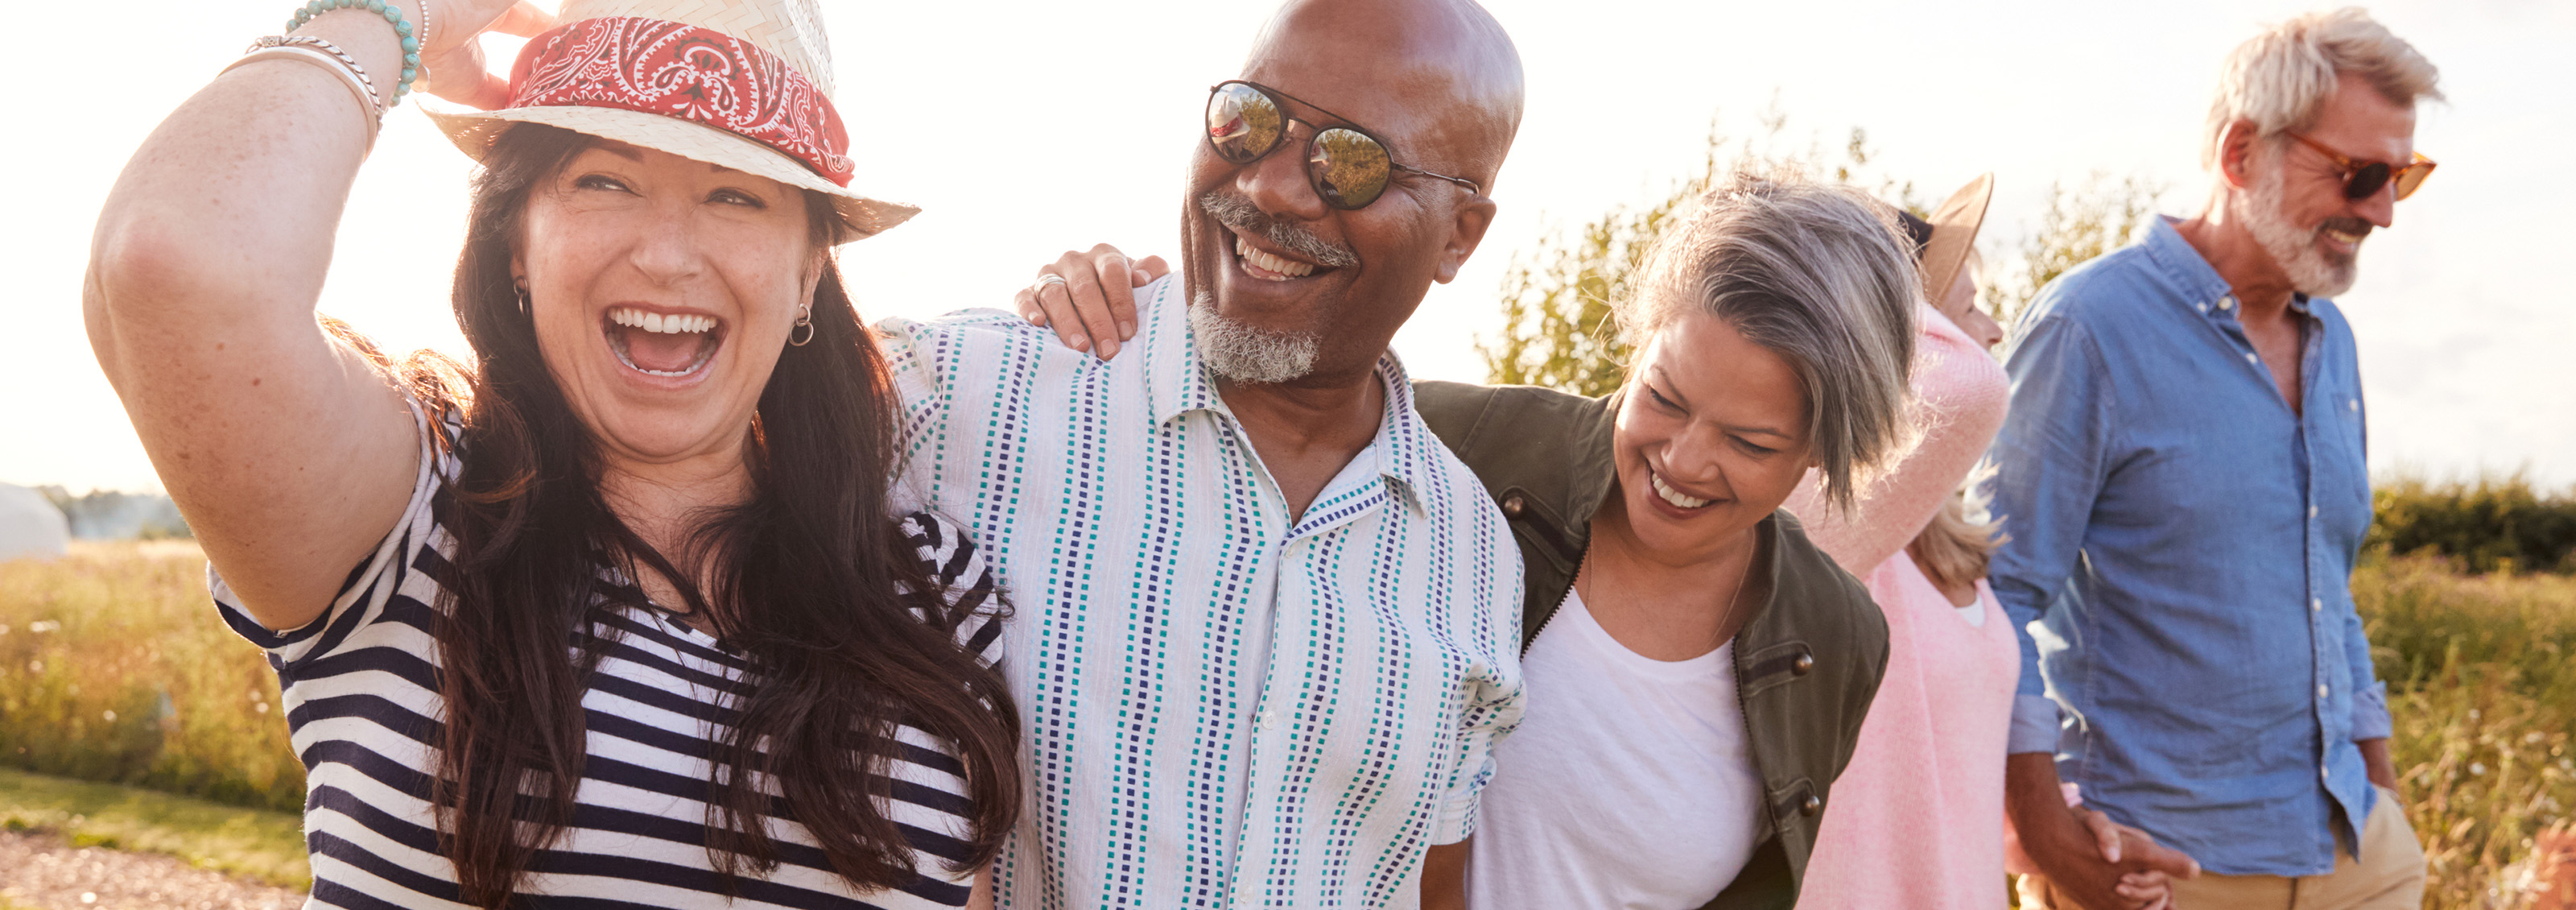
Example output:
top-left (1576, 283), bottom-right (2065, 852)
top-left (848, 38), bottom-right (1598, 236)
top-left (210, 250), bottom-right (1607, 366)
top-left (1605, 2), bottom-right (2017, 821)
top-left (2371, 474), bottom-right (2576, 575)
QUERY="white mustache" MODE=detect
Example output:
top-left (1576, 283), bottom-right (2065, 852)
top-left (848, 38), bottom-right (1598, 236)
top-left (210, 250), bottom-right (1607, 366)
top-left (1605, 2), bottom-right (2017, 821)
top-left (1197, 190), bottom-right (1360, 269)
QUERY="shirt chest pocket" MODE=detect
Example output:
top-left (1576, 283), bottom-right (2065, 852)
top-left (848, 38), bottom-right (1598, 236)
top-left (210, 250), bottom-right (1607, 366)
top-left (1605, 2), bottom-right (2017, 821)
top-left (2314, 392), bottom-right (2372, 541)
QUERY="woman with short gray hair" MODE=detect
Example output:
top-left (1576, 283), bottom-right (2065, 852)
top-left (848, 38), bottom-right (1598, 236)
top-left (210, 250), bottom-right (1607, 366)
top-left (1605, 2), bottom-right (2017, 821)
top-left (1410, 164), bottom-right (1913, 909)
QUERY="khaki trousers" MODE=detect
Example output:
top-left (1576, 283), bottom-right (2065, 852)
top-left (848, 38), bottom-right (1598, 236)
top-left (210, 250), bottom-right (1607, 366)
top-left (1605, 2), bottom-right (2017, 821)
top-left (2017, 787), bottom-right (2426, 910)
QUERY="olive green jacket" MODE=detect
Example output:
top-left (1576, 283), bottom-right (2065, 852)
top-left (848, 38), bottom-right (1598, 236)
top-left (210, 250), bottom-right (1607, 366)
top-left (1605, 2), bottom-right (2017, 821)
top-left (1413, 380), bottom-right (1889, 910)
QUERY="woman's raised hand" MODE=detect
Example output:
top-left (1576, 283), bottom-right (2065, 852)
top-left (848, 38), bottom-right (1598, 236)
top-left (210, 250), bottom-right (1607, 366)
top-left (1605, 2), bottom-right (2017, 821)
top-left (1015, 244), bottom-right (1170, 361)
top-left (415, 0), bottom-right (559, 110)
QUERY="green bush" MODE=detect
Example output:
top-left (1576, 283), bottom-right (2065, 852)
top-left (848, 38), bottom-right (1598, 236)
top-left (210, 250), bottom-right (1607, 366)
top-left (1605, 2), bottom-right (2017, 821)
top-left (2371, 474), bottom-right (2576, 574)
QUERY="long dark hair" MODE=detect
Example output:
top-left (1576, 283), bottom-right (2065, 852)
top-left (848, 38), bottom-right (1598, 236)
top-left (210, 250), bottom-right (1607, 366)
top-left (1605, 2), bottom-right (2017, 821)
top-left (415, 123), bottom-right (1017, 906)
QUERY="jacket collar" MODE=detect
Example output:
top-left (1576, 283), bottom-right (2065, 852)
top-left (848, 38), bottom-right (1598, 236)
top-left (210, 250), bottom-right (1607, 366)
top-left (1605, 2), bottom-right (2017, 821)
top-left (1532, 387), bottom-right (1823, 646)
top-left (1558, 389), bottom-right (1625, 551)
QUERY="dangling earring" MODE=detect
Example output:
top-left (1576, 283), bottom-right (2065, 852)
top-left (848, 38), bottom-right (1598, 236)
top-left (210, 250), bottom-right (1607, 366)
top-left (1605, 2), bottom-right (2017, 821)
top-left (514, 280), bottom-right (531, 316)
top-left (787, 303), bottom-right (815, 346)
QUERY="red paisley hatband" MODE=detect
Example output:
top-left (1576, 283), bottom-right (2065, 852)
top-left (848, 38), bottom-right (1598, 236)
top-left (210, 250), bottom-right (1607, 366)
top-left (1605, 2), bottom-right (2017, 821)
top-left (504, 16), bottom-right (854, 185)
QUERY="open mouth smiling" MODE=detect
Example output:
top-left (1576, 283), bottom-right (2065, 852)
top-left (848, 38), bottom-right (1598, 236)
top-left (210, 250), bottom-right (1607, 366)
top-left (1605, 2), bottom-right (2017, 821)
top-left (1649, 469), bottom-right (1718, 511)
top-left (2317, 217), bottom-right (2373, 254)
top-left (1230, 229), bottom-right (1335, 282)
top-left (604, 305), bottom-right (725, 379)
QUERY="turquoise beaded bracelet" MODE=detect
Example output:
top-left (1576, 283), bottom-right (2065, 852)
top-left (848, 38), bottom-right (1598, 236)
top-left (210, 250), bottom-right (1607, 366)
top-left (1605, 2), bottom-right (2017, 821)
top-left (286, 0), bottom-right (419, 105)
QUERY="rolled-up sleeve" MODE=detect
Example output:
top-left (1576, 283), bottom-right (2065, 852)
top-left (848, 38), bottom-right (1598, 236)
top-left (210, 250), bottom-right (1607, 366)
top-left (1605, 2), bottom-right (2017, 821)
top-left (1432, 560), bottom-right (1528, 845)
top-left (1986, 312), bottom-right (2114, 755)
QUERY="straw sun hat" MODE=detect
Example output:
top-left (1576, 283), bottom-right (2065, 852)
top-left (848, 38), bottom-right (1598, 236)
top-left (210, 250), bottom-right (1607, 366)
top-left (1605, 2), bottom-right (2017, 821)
top-left (1907, 173), bottom-right (1994, 304)
top-left (423, 0), bottom-right (916, 242)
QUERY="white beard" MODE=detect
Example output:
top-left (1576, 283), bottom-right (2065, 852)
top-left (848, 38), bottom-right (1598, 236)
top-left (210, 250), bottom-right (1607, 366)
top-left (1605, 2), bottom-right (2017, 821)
top-left (1187, 291), bottom-right (1319, 384)
top-left (2238, 161), bottom-right (2359, 299)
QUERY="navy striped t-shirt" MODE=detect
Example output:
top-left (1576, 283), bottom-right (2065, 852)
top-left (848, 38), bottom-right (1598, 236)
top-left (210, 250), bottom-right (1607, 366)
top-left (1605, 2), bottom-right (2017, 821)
top-left (214, 401), bottom-right (1001, 909)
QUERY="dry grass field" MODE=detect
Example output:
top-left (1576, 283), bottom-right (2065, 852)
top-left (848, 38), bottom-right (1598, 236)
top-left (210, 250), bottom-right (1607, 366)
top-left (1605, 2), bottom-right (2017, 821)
top-left (2, 540), bottom-right (2571, 906)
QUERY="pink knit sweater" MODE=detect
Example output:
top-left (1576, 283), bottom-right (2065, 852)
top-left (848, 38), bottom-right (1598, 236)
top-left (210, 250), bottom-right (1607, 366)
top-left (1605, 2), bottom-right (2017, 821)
top-left (1785, 303), bottom-right (2020, 910)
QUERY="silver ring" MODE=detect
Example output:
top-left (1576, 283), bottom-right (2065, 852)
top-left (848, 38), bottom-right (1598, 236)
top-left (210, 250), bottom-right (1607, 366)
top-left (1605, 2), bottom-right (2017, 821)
top-left (1033, 274), bottom-right (1069, 291)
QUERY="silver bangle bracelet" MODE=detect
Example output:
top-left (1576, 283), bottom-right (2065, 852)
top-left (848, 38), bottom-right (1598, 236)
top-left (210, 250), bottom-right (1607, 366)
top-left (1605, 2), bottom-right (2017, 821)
top-left (246, 35), bottom-right (384, 116)
top-left (221, 43), bottom-right (383, 151)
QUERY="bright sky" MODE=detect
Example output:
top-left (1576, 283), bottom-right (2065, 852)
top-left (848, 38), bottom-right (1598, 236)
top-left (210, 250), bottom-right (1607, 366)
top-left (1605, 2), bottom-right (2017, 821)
top-left (4, 0), bottom-right (2569, 493)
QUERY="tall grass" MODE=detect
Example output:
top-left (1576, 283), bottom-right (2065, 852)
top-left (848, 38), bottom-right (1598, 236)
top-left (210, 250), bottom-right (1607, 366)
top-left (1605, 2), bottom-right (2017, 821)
top-left (0, 541), bottom-right (302, 813)
top-left (2360, 556), bottom-right (2576, 908)
top-left (2, 539), bottom-right (2573, 905)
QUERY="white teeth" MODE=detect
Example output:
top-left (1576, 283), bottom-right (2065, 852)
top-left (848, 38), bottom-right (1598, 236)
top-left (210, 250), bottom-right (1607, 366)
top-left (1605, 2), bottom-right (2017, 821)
top-left (608, 307), bottom-right (713, 334)
top-left (1649, 472), bottom-right (1712, 509)
top-left (1235, 235), bottom-right (1316, 279)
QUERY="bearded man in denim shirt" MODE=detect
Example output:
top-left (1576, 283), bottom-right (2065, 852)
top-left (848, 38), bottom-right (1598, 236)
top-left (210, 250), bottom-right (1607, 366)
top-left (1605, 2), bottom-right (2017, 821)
top-left (1991, 10), bottom-right (2443, 910)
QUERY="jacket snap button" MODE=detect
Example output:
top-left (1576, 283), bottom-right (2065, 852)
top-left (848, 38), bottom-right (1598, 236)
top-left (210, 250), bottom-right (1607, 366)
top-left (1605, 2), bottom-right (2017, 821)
top-left (1799, 795), bottom-right (1822, 817)
top-left (1501, 494), bottom-right (1526, 518)
top-left (1791, 651), bottom-right (1815, 676)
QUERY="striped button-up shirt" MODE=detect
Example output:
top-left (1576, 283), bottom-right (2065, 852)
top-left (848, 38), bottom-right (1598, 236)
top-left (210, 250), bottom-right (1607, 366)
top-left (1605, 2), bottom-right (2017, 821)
top-left (878, 275), bottom-right (1525, 910)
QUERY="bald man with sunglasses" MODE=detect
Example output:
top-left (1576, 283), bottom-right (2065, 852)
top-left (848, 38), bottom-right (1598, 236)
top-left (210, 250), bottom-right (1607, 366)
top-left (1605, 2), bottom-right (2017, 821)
top-left (873, 2), bottom-right (1526, 908)
top-left (1992, 10), bottom-right (2441, 910)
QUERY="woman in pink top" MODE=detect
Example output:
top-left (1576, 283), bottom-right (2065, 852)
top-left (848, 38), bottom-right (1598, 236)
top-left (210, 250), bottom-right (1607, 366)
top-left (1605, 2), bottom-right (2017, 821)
top-left (1791, 177), bottom-right (2174, 910)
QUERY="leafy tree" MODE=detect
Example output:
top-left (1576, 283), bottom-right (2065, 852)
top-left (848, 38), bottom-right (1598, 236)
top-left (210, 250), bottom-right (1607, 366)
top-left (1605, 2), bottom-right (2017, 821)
top-left (1983, 173), bottom-right (2165, 325)
top-left (1475, 162), bottom-right (1695, 396)
top-left (1480, 111), bottom-right (2158, 395)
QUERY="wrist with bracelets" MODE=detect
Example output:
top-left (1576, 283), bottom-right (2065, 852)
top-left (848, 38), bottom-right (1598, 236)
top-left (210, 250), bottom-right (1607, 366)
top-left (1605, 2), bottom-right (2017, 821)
top-left (284, 0), bottom-right (421, 105)
top-left (218, 0), bottom-right (423, 148)
top-left (244, 35), bottom-right (384, 122)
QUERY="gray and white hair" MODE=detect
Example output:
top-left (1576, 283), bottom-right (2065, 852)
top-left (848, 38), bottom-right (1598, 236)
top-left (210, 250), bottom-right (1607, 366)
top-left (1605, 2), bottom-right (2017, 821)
top-left (1188, 291), bottom-right (1319, 384)
top-left (2201, 7), bottom-right (2442, 170)
top-left (1616, 164), bottom-right (1918, 513)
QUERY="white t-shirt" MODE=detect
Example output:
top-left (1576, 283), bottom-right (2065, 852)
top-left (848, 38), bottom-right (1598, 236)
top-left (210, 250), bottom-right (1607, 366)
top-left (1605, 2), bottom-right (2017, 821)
top-left (1466, 588), bottom-right (1769, 910)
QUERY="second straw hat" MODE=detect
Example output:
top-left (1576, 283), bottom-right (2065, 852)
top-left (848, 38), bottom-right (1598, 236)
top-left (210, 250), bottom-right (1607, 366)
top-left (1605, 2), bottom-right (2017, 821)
top-left (1917, 174), bottom-right (1994, 304)
top-left (423, 0), bottom-right (916, 242)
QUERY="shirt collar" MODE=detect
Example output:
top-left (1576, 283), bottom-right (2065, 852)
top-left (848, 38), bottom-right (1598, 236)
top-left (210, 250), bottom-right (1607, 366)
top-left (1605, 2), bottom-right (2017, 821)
top-left (2144, 215), bottom-right (2322, 324)
top-left (2142, 216), bottom-right (2244, 320)
top-left (1141, 276), bottom-right (1220, 426)
top-left (1139, 275), bottom-right (1433, 515)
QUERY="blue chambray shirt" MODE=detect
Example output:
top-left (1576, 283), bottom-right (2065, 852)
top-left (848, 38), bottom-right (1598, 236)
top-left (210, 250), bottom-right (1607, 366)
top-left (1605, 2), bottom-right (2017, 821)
top-left (1986, 217), bottom-right (2392, 877)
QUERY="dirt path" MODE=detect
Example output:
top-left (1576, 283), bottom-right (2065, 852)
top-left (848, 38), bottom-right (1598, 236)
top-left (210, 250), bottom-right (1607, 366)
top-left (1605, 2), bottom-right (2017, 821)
top-left (0, 829), bottom-right (303, 910)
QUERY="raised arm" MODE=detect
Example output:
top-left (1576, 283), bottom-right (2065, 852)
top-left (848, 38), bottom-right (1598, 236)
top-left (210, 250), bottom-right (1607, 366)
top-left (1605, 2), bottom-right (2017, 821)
top-left (85, 0), bottom-right (549, 631)
top-left (1783, 304), bottom-right (2008, 575)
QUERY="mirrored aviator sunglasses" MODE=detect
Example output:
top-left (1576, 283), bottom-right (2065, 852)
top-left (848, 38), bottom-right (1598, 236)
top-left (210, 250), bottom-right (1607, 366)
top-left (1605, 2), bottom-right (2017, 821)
top-left (2290, 133), bottom-right (2438, 201)
top-left (1203, 80), bottom-right (1480, 210)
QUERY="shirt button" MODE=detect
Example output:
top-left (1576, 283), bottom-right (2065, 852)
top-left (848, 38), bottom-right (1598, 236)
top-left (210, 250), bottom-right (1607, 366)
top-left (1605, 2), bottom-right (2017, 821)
top-left (2318, 684), bottom-right (2330, 698)
top-left (1800, 795), bottom-right (1823, 817)
top-left (2349, 399), bottom-right (2360, 412)
top-left (1500, 494), bottom-right (1525, 519)
top-left (2312, 598), bottom-right (2322, 612)
top-left (2245, 353), bottom-right (2259, 365)
top-left (1791, 651), bottom-right (1816, 676)
top-left (2322, 764), bottom-right (2332, 782)
top-left (2310, 505), bottom-right (2319, 519)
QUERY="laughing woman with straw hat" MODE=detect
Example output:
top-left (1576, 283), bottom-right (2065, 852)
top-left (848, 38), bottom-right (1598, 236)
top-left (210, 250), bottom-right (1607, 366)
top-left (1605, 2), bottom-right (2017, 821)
top-left (85, 0), bottom-right (1017, 908)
